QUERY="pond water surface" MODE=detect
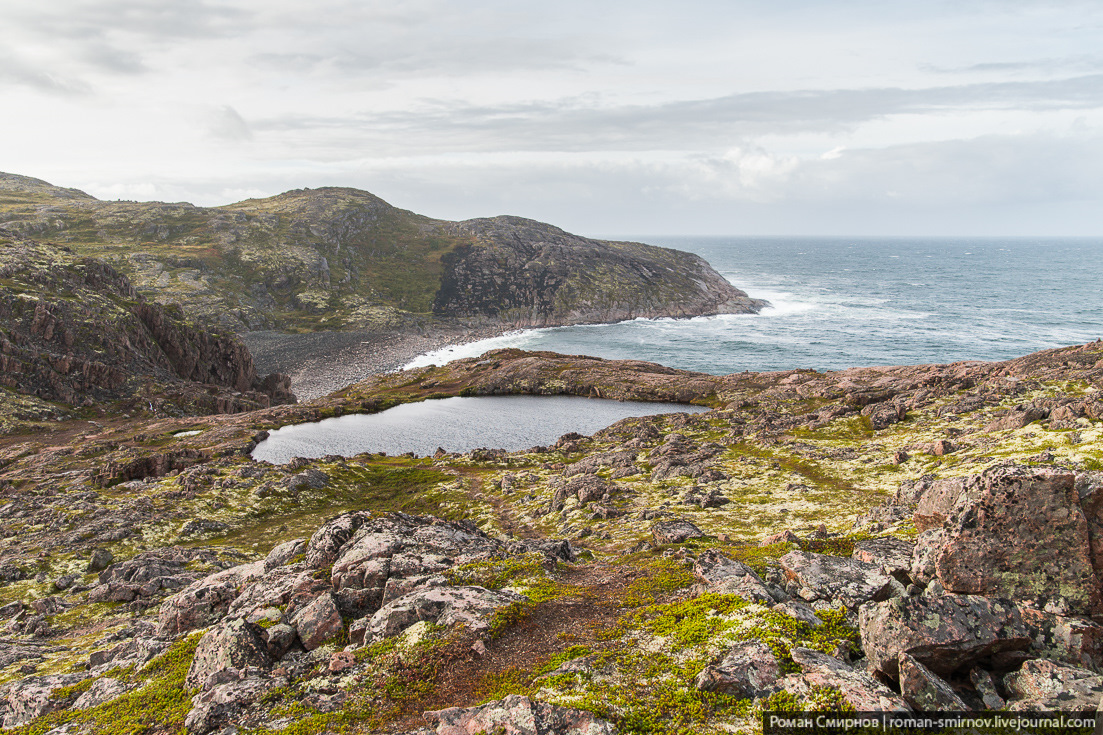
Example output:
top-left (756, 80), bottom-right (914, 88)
top-left (251, 395), bottom-right (710, 464)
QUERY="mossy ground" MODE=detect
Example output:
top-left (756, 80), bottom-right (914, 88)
top-left (0, 344), bottom-right (1100, 733)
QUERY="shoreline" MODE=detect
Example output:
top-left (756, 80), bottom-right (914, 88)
top-left (242, 325), bottom-right (516, 402)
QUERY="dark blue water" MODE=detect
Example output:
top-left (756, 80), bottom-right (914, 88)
top-left (407, 237), bottom-right (1103, 374)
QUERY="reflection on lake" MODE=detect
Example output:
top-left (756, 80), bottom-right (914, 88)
top-left (251, 395), bottom-right (710, 464)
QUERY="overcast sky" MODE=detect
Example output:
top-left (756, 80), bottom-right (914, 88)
top-left (3, 0), bottom-right (1102, 236)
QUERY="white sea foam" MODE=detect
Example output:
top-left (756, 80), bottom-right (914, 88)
top-left (401, 330), bottom-right (534, 370)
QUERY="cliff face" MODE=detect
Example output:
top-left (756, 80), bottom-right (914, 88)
top-left (0, 173), bottom-right (764, 333)
top-left (432, 216), bottom-right (765, 327)
top-left (0, 230), bottom-right (294, 417)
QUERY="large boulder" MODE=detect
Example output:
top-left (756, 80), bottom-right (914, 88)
top-left (692, 550), bottom-right (774, 604)
top-left (913, 466), bottom-right (1099, 617)
top-left (422, 694), bottom-right (617, 735)
top-left (157, 561), bottom-right (265, 636)
top-left (185, 673), bottom-right (282, 735)
top-left (650, 519), bottom-right (705, 545)
top-left (859, 594), bottom-right (1030, 678)
top-left (0, 673), bottom-right (87, 728)
top-left (185, 618), bottom-right (274, 690)
top-left (359, 586), bottom-right (526, 644)
top-left (779, 550), bottom-right (894, 610)
top-left (292, 592), bottom-right (343, 651)
top-left (1015, 605), bottom-right (1103, 671)
top-left (694, 639), bottom-right (780, 698)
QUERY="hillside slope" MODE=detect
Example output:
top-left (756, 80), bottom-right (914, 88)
top-left (0, 230), bottom-right (294, 426)
top-left (0, 173), bottom-right (764, 333)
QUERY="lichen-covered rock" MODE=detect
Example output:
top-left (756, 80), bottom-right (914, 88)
top-left (1015, 605), bottom-right (1103, 672)
top-left (263, 538), bottom-right (306, 571)
top-left (917, 465), bottom-right (1100, 616)
top-left (779, 550), bottom-right (894, 610)
top-left (72, 677), bottom-right (131, 710)
top-left (1003, 659), bottom-right (1103, 711)
top-left (0, 673), bottom-right (87, 728)
top-left (185, 673), bottom-right (282, 734)
top-left (692, 550), bottom-right (774, 604)
top-left (694, 640), bottom-right (780, 698)
top-left (897, 653), bottom-right (969, 711)
top-left (787, 648), bottom-right (910, 712)
top-left (185, 618), bottom-right (274, 690)
top-left (650, 519), bottom-right (705, 545)
top-left (305, 511), bottom-right (374, 568)
top-left (362, 586), bottom-right (527, 644)
top-left (225, 564), bottom-right (327, 622)
top-left (291, 592), bottom-right (343, 651)
top-left (851, 537), bottom-right (914, 583)
top-left (88, 637), bottom-right (169, 672)
top-left (422, 693), bottom-right (617, 735)
top-left (969, 667), bottom-right (1005, 710)
top-left (859, 594), bottom-right (1030, 678)
top-left (157, 561), bottom-right (265, 636)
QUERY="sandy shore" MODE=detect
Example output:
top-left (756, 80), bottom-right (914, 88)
top-left (242, 325), bottom-right (514, 401)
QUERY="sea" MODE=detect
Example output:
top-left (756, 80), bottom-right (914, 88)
top-left (405, 237), bottom-right (1103, 375)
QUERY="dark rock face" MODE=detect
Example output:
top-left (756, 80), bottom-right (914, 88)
top-left (433, 216), bottom-right (766, 327)
top-left (0, 235), bottom-right (293, 413)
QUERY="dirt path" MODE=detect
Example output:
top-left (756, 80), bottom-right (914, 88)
top-left (391, 560), bottom-right (642, 729)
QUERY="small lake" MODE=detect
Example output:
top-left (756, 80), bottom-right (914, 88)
top-left (251, 395), bottom-right (710, 464)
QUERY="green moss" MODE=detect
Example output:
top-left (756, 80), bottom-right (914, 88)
top-left (9, 634), bottom-right (201, 735)
top-left (620, 558), bottom-right (697, 608)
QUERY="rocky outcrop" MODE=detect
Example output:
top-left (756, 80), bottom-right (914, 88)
top-left (433, 216), bottom-right (765, 327)
top-left (780, 550), bottom-right (896, 611)
top-left (157, 511), bottom-right (570, 686)
top-left (0, 234), bottom-right (293, 414)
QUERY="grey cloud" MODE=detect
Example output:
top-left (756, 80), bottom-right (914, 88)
top-left (0, 53), bottom-right (89, 96)
top-left (80, 44), bottom-right (148, 75)
top-left (14, 0), bottom-right (249, 41)
top-left (921, 56), bottom-right (1103, 76)
top-left (250, 74), bottom-right (1103, 156)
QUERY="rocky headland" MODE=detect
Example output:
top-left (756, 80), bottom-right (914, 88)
top-left (0, 337), bottom-right (1101, 734)
top-left (0, 173), bottom-right (764, 336)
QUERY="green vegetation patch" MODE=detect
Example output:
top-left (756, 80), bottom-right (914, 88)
top-left (9, 634), bottom-right (201, 735)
